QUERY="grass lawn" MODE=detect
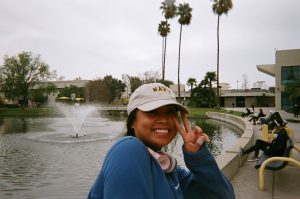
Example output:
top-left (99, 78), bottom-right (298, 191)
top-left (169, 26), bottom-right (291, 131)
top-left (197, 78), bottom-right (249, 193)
top-left (188, 108), bottom-right (242, 118)
top-left (0, 107), bottom-right (63, 117)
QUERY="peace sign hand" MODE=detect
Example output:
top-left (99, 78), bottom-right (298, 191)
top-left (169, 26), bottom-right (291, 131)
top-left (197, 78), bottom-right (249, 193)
top-left (172, 112), bottom-right (210, 153)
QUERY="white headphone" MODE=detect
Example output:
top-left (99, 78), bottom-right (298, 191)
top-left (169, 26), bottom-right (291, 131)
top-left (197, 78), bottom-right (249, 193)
top-left (147, 147), bottom-right (177, 173)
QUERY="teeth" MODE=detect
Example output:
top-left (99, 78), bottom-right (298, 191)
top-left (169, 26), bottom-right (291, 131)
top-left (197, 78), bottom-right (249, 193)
top-left (155, 129), bottom-right (168, 133)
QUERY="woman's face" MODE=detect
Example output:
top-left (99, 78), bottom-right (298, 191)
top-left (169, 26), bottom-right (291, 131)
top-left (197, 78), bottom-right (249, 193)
top-left (131, 105), bottom-right (178, 151)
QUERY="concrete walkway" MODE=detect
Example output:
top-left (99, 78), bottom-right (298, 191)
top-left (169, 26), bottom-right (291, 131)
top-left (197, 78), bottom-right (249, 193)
top-left (228, 107), bottom-right (300, 199)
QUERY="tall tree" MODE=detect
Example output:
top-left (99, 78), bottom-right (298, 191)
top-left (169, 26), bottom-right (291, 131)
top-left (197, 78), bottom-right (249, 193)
top-left (158, 20), bottom-right (170, 81)
top-left (86, 79), bottom-right (111, 103)
top-left (212, 0), bottom-right (233, 107)
top-left (141, 70), bottom-right (161, 83)
top-left (157, 79), bottom-right (174, 88)
top-left (204, 71), bottom-right (217, 107)
top-left (0, 51), bottom-right (57, 108)
top-left (187, 77), bottom-right (197, 92)
top-left (160, 0), bottom-right (177, 81)
top-left (129, 76), bottom-right (143, 93)
top-left (103, 75), bottom-right (126, 104)
top-left (176, 2), bottom-right (192, 102)
top-left (190, 73), bottom-right (217, 108)
top-left (242, 74), bottom-right (249, 90)
top-left (121, 74), bottom-right (131, 101)
top-left (30, 83), bottom-right (57, 106)
top-left (205, 71), bottom-right (217, 89)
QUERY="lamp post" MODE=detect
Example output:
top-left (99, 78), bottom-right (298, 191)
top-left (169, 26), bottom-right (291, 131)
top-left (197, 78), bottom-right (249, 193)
top-left (236, 81), bottom-right (239, 107)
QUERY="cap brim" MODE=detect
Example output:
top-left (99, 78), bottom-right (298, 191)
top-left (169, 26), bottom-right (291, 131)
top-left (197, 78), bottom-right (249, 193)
top-left (137, 99), bottom-right (189, 114)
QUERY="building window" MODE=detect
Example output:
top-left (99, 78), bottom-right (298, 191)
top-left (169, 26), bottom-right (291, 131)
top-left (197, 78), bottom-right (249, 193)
top-left (281, 65), bottom-right (300, 85)
top-left (281, 92), bottom-right (292, 110)
top-left (281, 66), bottom-right (300, 110)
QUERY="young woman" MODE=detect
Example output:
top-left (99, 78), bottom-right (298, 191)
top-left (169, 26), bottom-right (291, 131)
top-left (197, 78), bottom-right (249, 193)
top-left (88, 83), bottom-right (235, 199)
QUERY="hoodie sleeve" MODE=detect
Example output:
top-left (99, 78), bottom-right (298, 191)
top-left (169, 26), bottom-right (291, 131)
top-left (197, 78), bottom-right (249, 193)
top-left (176, 144), bottom-right (235, 199)
top-left (88, 137), bottom-right (154, 199)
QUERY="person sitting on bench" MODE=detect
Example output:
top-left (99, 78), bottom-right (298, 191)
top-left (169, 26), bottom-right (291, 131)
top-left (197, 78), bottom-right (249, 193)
top-left (240, 125), bottom-right (289, 162)
top-left (248, 108), bottom-right (266, 125)
top-left (241, 108), bottom-right (252, 118)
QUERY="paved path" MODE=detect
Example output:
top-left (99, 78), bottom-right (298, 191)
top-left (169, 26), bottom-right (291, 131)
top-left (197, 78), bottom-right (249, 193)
top-left (228, 107), bottom-right (300, 199)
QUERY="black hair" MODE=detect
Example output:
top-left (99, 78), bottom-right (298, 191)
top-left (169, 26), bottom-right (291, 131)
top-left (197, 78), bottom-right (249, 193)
top-left (124, 109), bottom-right (137, 136)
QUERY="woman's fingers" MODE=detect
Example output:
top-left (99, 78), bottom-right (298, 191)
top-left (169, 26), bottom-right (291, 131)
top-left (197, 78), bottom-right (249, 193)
top-left (172, 116), bottom-right (187, 137)
top-left (181, 112), bottom-right (192, 133)
top-left (173, 112), bottom-right (210, 146)
top-left (196, 136), bottom-right (205, 145)
top-left (193, 126), bottom-right (203, 136)
top-left (173, 112), bottom-right (211, 152)
top-left (203, 133), bottom-right (210, 143)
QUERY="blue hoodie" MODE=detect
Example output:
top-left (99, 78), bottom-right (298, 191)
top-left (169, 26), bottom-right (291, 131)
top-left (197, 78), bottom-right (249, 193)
top-left (88, 136), bottom-right (235, 199)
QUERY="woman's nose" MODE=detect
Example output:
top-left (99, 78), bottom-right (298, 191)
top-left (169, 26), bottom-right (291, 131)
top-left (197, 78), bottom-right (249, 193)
top-left (156, 115), bottom-right (169, 124)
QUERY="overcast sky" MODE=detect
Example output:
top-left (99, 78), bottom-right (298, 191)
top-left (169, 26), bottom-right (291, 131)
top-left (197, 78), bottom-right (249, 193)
top-left (1, 0), bottom-right (300, 89)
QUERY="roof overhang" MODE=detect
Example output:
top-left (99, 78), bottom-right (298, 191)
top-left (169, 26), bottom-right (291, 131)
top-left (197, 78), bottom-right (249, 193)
top-left (256, 64), bottom-right (275, 77)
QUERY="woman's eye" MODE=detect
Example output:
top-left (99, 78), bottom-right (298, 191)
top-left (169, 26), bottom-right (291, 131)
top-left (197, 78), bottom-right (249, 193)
top-left (147, 110), bottom-right (157, 115)
top-left (167, 110), bottom-right (177, 115)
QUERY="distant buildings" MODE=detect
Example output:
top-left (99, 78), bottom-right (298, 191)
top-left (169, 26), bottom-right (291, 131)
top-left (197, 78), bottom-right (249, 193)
top-left (220, 87), bottom-right (275, 108)
top-left (44, 80), bottom-right (89, 107)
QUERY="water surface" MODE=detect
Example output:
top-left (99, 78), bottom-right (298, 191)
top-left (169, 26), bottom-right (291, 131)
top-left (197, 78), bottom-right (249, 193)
top-left (0, 114), bottom-right (241, 199)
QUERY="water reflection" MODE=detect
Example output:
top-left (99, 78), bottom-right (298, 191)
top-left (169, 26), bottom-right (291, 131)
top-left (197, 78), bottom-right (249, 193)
top-left (0, 118), bottom-right (28, 134)
top-left (0, 115), bottom-right (241, 199)
top-left (192, 119), bottom-right (241, 157)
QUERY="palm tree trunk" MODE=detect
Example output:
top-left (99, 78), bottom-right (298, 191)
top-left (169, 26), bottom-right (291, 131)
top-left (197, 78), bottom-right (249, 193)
top-left (177, 25), bottom-right (183, 103)
top-left (162, 37), bottom-right (165, 81)
top-left (208, 81), bottom-right (212, 107)
top-left (216, 15), bottom-right (220, 107)
top-left (163, 36), bottom-right (167, 81)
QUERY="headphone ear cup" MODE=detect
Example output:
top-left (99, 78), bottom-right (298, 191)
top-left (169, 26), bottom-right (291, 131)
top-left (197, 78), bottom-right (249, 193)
top-left (155, 151), bottom-right (177, 173)
top-left (147, 148), bottom-right (177, 173)
top-left (161, 152), bottom-right (177, 173)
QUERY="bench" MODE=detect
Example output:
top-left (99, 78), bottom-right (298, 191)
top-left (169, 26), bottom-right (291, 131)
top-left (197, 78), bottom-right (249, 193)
top-left (254, 138), bottom-right (300, 190)
top-left (255, 138), bottom-right (293, 170)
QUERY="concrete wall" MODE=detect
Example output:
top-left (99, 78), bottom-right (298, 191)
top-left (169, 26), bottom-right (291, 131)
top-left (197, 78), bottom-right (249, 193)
top-left (224, 97), bottom-right (236, 107)
top-left (207, 112), bottom-right (254, 180)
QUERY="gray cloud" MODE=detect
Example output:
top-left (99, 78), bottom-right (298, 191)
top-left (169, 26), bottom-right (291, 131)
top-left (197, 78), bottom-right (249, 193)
top-left (1, 0), bottom-right (300, 89)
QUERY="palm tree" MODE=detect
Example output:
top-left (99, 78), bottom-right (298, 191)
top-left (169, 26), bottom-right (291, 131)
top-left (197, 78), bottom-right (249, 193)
top-left (160, 0), bottom-right (177, 81)
top-left (212, 0), bottom-right (233, 107)
top-left (205, 71), bottom-right (217, 89)
top-left (158, 21), bottom-right (170, 81)
top-left (204, 71), bottom-right (217, 107)
top-left (187, 77), bottom-right (197, 91)
top-left (176, 3), bottom-right (192, 102)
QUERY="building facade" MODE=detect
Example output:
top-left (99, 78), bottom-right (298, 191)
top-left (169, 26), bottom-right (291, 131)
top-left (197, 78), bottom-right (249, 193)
top-left (257, 49), bottom-right (300, 110)
top-left (220, 88), bottom-right (275, 108)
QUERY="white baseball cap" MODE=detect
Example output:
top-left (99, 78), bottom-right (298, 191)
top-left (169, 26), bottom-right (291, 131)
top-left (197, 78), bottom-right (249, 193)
top-left (127, 83), bottom-right (189, 115)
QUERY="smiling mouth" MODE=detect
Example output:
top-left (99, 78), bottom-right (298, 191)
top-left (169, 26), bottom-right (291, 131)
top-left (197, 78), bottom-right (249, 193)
top-left (154, 129), bottom-right (169, 134)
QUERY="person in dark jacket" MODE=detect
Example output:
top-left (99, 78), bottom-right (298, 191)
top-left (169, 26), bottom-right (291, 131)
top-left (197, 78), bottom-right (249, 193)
top-left (248, 108), bottom-right (266, 125)
top-left (241, 108), bottom-right (252, 118)
top-left (88, 83), bottom-right (235, 199)
top-left (240, 127), bottom-right (289, 162)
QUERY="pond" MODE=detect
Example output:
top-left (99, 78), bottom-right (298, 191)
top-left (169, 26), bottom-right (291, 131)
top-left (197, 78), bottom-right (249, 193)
top-left (0, 107), bottom-right (242, 199)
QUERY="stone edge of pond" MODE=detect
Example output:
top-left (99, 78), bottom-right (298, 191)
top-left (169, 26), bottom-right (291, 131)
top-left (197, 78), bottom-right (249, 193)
top-left (206, 112), bottom-right (254, 180)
